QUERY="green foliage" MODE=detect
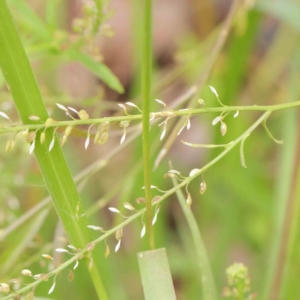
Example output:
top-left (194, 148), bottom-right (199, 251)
top-left (1, 0), bottom-right (300, 299)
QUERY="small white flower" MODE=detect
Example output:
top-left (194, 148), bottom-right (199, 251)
top-left (56, 103), bottom-right (68, 112)
top-left (67, 245), bottom-right (76, 250)
top-left (115, 240), bottom-right (121, 252)
top-left (49, 137), bottom-right (55, 152)
top-left (141, 225), bottom-right (146, 238)
top-left (189, 168), bottom-right (201, 177)
top-left (67, 106), bottom-right (79, 114)
top-left (87, 225), bottom-right (103, 231)
top-left (28, 115), bottom-right (40, 121)
top-left (21, 269), bottom-right (32, 276)
top-left (118, 103), bottom-right (125, 109)
top-left (168, 170), bottom-right (180, 175)
top-left (120, 132), bottom-right (126, 144)
top-left (212, 116), bottom-right (222, 126)
top-left (48, 282), bottom-right (56, 294)
top-left (123, 202), bottom-right (135, 211)
top-left (155, 99), bottom-right (166, 107)
top-left (55, 248), bottom-right (69, 253)
top-left (152, 213), bottom-right (158, 225)
top-left (29, 140), bottom-right (35, 154)
top-left (85, 135), bottom-right (90, 150)
top-left (209, 85), bottom-right (218, 97)
top-left (74, 260), bottom-right (79, 270)
top-left (160, 127), bottom-right (166, 141)
top-left (108, 207), bottom-right (120, 214)
top-left (187, 118), bottom-right (191, 130)
top-left (0, 111), bottom-right (10, 120)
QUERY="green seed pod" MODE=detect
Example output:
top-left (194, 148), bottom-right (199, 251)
top-left (186, 193), bottom-right (192, 209)
top-left (45, 118), bottom-right (55, 127)
top-left (22, 129), bottom-right (29, 137)
top-left (61, 135), bottom-right (68, 147)
top-left (24, 292), bottom-right (34, 300)
top-left (0, 283), bottom-right (10, 294)
top-left (5, 140), bottom-right (14, 152)
top-left (26, 131), bottom-right (36, 143)
top-left (136, 197), bottom-right (146, 204)
top-left (198, 99), bottom-right (205, 106)
top-left (105, 244), bottom-right (110, 258)
top-left (40, 131), bottom-right (46, 144)
top-left (68, 270), bottom-right (74, 282)
top-left (115, 228), bottom-right (123, 241)
top-left (65, 126), bottom-right (73, 137)
top-left (94, 130), bottom-right (100, 144)
top-left (200, 181), bottom-right (207, 195)
top-left (120, 121), bottom-right (130, 128)
top-left (220, 121), bottom-right (227, 136)
top-left (98, 131), bottom-right (108, 145)
top-left (78, 110), bottom-right (89, 120)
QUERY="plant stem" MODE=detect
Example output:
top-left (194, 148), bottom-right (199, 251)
top-left (2, 112), bottom-right (271, 299)
top-left (141, 0), bottom-right (155, 249)
top-left (1, 101), bottom-right (300, 135)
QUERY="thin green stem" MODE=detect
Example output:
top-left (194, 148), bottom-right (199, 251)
top-left (0, 101), bottom-right (300, 135)
top-left (2, 112), bottom-right (271, 299)
top-left (93, 0), bottom-right (102, 34)
top-left (141, 0), bottom-right (155, 249)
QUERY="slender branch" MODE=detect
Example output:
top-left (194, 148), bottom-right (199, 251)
top-left (1, 101), bottom-right (300, 135)
top-left (2, 111), bottom-right (271, 299)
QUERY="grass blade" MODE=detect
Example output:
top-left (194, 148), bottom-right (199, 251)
top-left (172, 177), bottom-right (218, 300)
top-left (0, 1), bottom-right (107, 298)
top-left (138, 248), bottom-right (177, 300)
top-left (65, 48), bottom-right (124, 93)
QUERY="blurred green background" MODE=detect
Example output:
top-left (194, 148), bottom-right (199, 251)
top-left (1, 0), bottom-right (300, 299)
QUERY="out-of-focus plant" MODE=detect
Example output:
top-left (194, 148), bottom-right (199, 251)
top-left (1, 0), bottom-right (300, 299)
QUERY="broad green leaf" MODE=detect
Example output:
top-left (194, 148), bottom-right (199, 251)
top-left (138, 248), bottom-right (177, 300)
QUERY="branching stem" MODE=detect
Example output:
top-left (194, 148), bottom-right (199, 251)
top-left (2, 111), bottom-right (271, 299)
top-left (0, 101), bottom-right (299, 135)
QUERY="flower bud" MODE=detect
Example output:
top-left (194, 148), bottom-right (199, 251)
top-left (0, 283), bottom-right (10, 294)
top-left (21, 269), bottom-right (32, 277)
top-left (78, 110), bottom-right (89, 120)
top-left (65, 126), bottom-right (73, 137)
top-left (200, 181), bottom-right (207, 195)
top-left (26, 131), bottom-right (36, 143)
top-left (40, 131), bottom-right (46, 144)
top-left (115, 228), bottom-right (123, 241)
top-left (45, 118), bottom-right (55, 127)
top-left (220, 121), bottom-right (227, 136)
top-left (186, 193), bottom-right (192, 209)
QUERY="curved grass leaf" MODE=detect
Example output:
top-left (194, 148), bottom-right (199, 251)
top-left (138, 248), bottom-right (177, 300)
top-left (0, 1), bottom-right (107, 299)
top-left (65, 48), bottom-right (124, 94)
top-left (171, 177), bottom-right (218, 300)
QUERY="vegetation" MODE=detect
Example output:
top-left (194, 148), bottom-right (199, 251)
top-left (0, 0), bottom-right (300, 299)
